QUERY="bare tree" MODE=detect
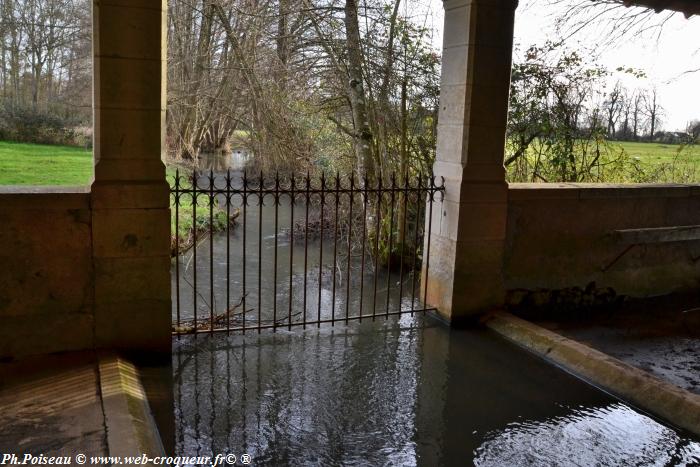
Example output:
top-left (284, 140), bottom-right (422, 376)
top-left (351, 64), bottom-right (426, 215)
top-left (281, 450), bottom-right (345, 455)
top-left (631, 91), bottom-right (644, 140)
top-left (642, 87), bottom-right (664, 141)
top-left (603, 81), bottom-right (624, 138)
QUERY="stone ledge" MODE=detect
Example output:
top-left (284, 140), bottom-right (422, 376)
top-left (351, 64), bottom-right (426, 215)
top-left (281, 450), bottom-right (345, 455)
top-left (0, 188), bottom-right (91, 209)
top-left (0, 351), bottom-right (167, 459)
top-left (508, 183), bottom-right (697, 200)
top-left (483, 311), bottom-right (700, 438)
top-left (98, 353), bottom-right (166, 459)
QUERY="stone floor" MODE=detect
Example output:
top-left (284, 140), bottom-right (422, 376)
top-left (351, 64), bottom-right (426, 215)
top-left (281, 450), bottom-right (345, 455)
top-left (0, 352), bottom-right (108, 457)
top-left (537, 294), bottom-right (700, 394)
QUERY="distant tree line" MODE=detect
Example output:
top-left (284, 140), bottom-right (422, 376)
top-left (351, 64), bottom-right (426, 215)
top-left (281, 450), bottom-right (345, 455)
top-left (167, 0), bottom-right (440, 181)
top-left (599, 81), bottom-right (698, 145)
top-left (1, 0), bottom-right (441, 180)
top-left (0, 0), bottom-right (92, 146)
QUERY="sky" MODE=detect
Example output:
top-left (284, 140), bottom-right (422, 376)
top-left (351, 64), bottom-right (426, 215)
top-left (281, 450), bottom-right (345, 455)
top-left (418, 0), bottom-right (699, 132)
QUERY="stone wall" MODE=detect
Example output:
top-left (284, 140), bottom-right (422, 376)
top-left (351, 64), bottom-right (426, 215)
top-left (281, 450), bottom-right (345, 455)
top-left (0, 188), bottom-right (94, 359)
top-left (505, 184), bottom-right (700, 306)
top-left (0, 0), bottom-right (171, 361)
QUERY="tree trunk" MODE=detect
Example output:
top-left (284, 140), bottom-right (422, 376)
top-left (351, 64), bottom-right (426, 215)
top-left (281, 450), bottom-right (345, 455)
top-left (344, 0), bottom-right (374, 181)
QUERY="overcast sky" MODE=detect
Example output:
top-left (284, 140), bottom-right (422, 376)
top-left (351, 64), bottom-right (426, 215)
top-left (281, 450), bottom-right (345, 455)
top-left (420, 0), bottom-right (699, 131)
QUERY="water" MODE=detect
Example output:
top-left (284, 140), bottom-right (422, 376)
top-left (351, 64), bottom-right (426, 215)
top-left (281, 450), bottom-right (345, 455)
top-left (173, 315), bottom-right (700, 466)
top-left (171, 153), bottom-right (424, 329)
top-left (172, 154), bottom-right (700, 465)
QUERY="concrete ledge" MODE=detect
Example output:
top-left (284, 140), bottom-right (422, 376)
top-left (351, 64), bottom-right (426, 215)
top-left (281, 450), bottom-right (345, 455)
top-left (98, 353), bottom-right (165, 459)
top-left (482, 311), bottom-right (700, 438)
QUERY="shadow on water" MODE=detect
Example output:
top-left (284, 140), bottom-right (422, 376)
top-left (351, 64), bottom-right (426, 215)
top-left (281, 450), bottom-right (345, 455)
top-left (173, 315), bottom-right (700, 466)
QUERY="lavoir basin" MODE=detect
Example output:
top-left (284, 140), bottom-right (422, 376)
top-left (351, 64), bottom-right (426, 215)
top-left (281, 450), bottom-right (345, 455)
top-left (173, 314), bottom-right (700, 466)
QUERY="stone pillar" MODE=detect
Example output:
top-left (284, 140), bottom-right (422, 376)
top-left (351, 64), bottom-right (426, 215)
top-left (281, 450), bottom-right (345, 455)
top-left (91, 0), bottom-right (171, 353)
top-left (424, 0), bottom-right (517, 322)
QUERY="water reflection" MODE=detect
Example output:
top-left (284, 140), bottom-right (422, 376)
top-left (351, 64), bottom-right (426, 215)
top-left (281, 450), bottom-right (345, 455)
top-left (173, 315), bottom-right (700, 466)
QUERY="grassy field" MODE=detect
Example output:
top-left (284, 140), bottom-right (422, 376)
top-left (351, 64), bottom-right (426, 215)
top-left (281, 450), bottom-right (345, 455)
top-left (0, 139), bottom-right (697, 186)
top-left (613, 141), bottom-right (699, 166)
top-left (0, 141), bottom-right (93, 185)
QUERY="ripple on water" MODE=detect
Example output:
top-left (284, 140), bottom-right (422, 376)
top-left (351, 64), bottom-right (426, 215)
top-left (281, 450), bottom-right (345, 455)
top-left (174, 322), bottom-right (700, 466)
top-left (474, 403), bottom-right (700, 466)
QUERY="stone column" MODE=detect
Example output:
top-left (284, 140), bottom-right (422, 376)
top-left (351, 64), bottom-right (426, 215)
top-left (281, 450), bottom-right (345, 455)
top-left (91, 0), bottom-right (171, 353)
top-left (424, 0), bottom-right (517, 322)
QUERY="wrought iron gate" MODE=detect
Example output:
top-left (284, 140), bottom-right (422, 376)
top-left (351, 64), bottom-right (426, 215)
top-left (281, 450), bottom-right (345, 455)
top-left (171, 169), bottom-right (444, 335)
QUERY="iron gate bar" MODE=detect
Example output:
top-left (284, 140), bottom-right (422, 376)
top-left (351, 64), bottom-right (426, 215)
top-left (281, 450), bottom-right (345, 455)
top-left (171, 168), bottom-right (445, 336)
top-left (317, 173), bottom-right (325, 328)
top-left (398, 174), bottom-right (408, 315)
top-left (359, 177), bottom-right (368, 323)
top-left (242, 170), bottom-right (247, 331)
top-left (258, 171), bottom-right (263, 334)
top-left (386, 174), bottom-right (396, 319)
top-left (226, 169), bottom-right (232, 334)
top-left (273, 174), bottom-right (279, 331)
top-left (303, 173), bottom-right (310, 330)
top-left (331, 173), bottom-right (340, 326)
top-left (372, 175), bottom-right (382, 321)
top-left (411, 174), bottom-right (422, 314)
top-left (209, 170), bottom-right (214, 334)
top-left (288, 177), bottom-right (295, 332)
top-left (344, 173), bottom-right (354, 325)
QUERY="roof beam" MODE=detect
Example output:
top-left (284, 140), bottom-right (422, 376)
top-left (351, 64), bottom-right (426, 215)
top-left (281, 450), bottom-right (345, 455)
top-left (622, 0), bottom-right (700, 18)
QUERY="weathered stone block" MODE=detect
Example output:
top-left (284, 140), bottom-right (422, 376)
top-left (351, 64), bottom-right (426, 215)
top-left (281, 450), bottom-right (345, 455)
top-left (91, 180), bottom-right (169, 210)
top-left (94, 158), bottom-right (166, 182)
top-left (94, 300), bottom-right (171, 353)
top-left (98, 0), bottom-right (164, 9)
top-left (0, 199), bottom-right (93, 323)
top-left (0, 311), bottom-right (94, 360)
top-left (94, 256), bottom-right (171, 304)
top-left (92, 208), bottom-right (170, 258)
top-left (95, 4), bottom-right (163, 60)
top-left (442, 3), bottom-right (470, 48)
top-left (95, 57), bottom-right (163, 111)
top-left (94, 108), bottom-right (164, 161)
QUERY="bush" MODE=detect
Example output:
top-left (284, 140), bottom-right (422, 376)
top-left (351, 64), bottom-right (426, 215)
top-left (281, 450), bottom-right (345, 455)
top-left (0, 104), bottom-right (90, 147)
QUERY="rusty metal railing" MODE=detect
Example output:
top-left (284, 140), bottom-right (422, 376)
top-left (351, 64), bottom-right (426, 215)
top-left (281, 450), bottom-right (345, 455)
top-left (170, 169), bottom-right (444, 335)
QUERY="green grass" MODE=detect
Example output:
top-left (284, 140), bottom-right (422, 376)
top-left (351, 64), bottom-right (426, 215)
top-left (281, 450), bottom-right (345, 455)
top-left (166, 167), bottom-right (234, 248)
top-left (614, 141), bottom-right (699, 167)
top-left (507, 139), bottom-right (700, 183)
top-left (0, 140), bottom-right (93, 185)
top-left (1, 139), bottom-right (697, 187)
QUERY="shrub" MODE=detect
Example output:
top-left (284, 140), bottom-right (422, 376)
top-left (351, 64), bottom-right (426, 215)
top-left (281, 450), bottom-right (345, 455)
top-left (0, 104), bottom-right (89, 147)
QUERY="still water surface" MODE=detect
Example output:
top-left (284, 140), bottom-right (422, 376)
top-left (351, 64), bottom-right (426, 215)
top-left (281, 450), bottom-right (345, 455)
top-left (173, 315), bottom-right (700, 466)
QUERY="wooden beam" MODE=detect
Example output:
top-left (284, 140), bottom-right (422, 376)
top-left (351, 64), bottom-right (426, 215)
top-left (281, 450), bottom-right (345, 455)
top-left (622, 0), bottom-right (700, 18)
